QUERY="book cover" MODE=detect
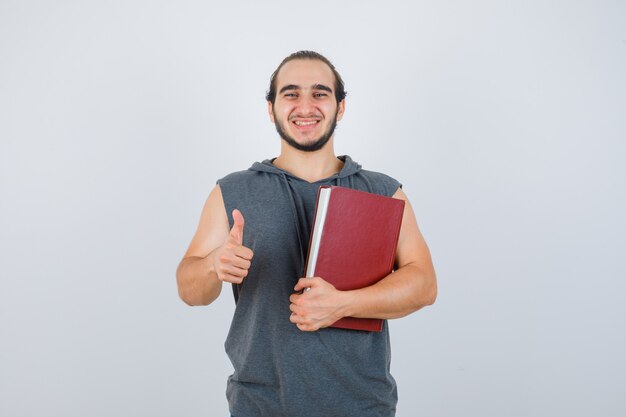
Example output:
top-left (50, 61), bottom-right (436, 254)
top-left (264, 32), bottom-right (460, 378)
top-left (305, 186), bottom-right (405, 332)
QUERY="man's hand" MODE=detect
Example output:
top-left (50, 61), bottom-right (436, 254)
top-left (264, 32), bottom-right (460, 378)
top-left (289, 277), bottom-right (349, 332)
top-left (211, 209), bottom-right (254, 284)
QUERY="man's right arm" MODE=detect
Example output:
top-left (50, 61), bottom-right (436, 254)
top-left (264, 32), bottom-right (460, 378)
top-left (176, 185), bottom-right (253, 306)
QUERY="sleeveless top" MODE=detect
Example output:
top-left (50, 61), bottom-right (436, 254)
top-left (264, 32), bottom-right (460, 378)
top-left (217, 155), bottom-right (402, 417)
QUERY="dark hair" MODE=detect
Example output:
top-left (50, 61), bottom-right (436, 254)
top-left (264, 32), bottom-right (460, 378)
top-left (265, 50), bottom-right (347, 105)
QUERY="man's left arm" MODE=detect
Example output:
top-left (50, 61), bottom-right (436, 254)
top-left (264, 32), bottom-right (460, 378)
top-left (289, 188), bottom-right (437, 331)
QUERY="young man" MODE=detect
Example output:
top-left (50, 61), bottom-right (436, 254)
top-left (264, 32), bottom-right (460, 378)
top-left (176, 51), bottom-right (437, 417)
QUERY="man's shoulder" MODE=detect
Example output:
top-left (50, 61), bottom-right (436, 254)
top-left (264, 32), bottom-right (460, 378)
top-left (217, 169), bottom-right (256, 184)
top-left (351, 168), bottom-right (402, 198)
top-left (357, 168), bottom-right (398, 182)
top-left (216, 164), bottom-right (280, 193)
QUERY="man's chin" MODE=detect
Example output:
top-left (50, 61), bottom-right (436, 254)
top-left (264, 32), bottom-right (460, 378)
top-left (281, 136), bottom-right (329, 152)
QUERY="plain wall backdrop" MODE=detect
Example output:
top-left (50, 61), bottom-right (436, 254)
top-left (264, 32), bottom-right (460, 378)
top-left (1, 1), bottom-right (625, 416)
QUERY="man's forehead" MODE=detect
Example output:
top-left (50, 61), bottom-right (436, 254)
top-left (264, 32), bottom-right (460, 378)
top-left (275, 59), bottom-right (336, 90)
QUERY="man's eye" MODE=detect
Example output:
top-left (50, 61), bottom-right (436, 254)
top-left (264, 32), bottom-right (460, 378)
top-left (284, 93), bottom-right (297, 98)
top-left (314, 93), bottom-right (328, 98)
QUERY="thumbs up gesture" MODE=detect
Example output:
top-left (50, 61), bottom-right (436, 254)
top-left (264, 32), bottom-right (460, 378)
top-left (212, 209), bottom-right (254, 284)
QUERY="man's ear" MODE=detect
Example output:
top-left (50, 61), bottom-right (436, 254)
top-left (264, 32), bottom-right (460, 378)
top-left (268, 101), bottom-right (275, 123)
top-left (336, 99), bottom-right (346, 122)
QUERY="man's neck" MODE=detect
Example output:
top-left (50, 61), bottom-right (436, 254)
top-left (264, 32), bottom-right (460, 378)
top-left (272, 141), bottom-right (344, 183)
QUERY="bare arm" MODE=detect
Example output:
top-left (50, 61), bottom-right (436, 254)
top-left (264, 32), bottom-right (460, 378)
top-left (176, 185), bottom-right (253, 306)
top-left (289, 187), bottom-right (437, 330)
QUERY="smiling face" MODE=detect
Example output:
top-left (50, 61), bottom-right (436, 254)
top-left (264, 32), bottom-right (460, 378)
top-left (268, 59), bottom-right (345, 152)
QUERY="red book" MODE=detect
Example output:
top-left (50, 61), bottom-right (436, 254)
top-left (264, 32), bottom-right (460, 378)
top-left (304, 186), bottom-right (405, 332)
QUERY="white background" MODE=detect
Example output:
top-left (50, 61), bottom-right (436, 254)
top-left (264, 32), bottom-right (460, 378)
top-left (1, 1), bottom-right (625, 416)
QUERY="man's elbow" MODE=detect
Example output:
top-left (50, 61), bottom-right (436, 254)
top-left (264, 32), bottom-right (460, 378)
top-left (411, 270), bottom-right (437, 311)
top-left (176, 272), bottom-right (215, 307)
top-left (178, 288), bottom-right (199, 306)
top-left (177, 287), bottom-right (213, 306)
top-left (424, 280), bottom-right (437, 306)
top-left (423, 270), bottom-right (438, 306)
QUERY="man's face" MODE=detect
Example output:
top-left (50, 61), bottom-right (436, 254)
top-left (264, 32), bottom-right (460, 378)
top-left (268, 59), bottom-right (345, 152)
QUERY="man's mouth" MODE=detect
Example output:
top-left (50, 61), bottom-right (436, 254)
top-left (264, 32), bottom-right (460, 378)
top-left (292, 119), bottom-right (320, 129)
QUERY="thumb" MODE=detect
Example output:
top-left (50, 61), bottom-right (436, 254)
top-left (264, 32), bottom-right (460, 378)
top-left (294, 277), bottom-right (315, 292)
top-left (230, 209), bottom-right (245, 244)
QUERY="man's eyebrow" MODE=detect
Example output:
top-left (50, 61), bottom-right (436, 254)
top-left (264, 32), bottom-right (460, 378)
top-left (312, 84), bottom-right (333, 93)
top-left (279, 84), bottom-right (300, 94)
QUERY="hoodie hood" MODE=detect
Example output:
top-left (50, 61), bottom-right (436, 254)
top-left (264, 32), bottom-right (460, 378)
top-left (248, 155), bottom-right (362, 181)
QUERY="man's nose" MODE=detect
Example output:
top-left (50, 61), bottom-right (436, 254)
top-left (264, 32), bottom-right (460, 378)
top-left (294, 95), bottom-right (316, 115)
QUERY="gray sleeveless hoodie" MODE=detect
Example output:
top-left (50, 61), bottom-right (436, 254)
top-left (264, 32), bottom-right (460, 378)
top-left (218, 155), bottom-right (401, 417)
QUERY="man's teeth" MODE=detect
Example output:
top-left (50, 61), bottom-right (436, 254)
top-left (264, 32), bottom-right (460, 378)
top-left (294, 121), bottom-right (317, 126)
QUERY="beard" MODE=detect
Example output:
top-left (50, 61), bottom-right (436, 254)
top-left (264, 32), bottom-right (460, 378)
top-left (273, 109), bottom-right (339, 152)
